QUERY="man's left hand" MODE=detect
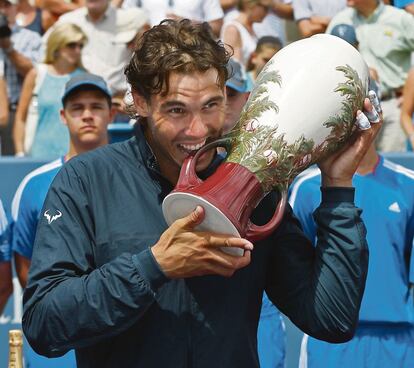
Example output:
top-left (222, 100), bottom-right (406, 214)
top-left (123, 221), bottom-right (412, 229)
top-left (318, 91), bottom-right (382, 187)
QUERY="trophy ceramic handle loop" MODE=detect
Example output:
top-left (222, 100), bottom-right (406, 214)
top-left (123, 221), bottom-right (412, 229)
top-left (175, 138), bottom-right (231, 191)
top-left (245, 190), bottom-right (287, 243)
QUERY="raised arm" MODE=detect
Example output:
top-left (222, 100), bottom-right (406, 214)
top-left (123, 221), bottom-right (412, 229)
top-left (222, 24), bottom-right (243, 64)
top-left (401, 68), bottom-right (414, 149)
top-left (297, 18), bottom-right (328, 38)
top-left (267, 98), bottom-right (382, 342)
top-left (0, 77), bottom-right (8, 126)
top-left (13, 68), bottom-right (37, 155)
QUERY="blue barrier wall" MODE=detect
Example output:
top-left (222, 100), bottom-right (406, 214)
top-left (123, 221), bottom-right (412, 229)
top-left (1, 152), bottom-right (413, 367)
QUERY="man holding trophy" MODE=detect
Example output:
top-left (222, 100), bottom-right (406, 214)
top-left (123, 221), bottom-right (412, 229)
top-left (22, 19), bottom-right (381, 367)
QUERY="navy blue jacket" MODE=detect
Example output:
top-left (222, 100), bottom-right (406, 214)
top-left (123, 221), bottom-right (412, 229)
top-left (22, 134), bottom-right (369, 367)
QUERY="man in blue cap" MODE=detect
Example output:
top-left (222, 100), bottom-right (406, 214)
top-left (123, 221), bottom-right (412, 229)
top-left (223, 58), bottom-right (252, 133)
top-left (11, 72), bottom-right (114, 367)
top-left (330, 23), bottom-right (358, 47)
top-left (329, 23), bottom-right (380, 96)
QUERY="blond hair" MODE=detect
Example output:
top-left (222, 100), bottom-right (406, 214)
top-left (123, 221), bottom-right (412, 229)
top-left (44, 23), bottom-right (87, 67)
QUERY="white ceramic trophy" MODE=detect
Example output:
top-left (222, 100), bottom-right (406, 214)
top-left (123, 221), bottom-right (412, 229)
top-left (163, 34), bottom-right (370, 255)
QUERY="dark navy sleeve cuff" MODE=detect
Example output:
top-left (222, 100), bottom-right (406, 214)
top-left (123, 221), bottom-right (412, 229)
top-left (132, 248), bottom-right (169, 292)
top-left (320, 187), bottom-right (355, 204)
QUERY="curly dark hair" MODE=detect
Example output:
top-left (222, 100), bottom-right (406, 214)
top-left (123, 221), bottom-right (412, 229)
top-left (125, 19), bottom-right (231, 101)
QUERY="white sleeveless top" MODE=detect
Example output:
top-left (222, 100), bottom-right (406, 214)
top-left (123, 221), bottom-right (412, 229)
top-left (222, 20), bottom-right (257, 67)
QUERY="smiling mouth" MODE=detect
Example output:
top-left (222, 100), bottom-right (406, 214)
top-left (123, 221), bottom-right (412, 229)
top-left (177, 139), bottom-right (207, 155)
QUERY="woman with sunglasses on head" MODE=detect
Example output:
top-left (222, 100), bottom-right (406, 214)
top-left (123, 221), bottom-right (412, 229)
top-left (221, 0), bottom-right (271, 67)
top-left (13, 22), bottom-right (86, 158)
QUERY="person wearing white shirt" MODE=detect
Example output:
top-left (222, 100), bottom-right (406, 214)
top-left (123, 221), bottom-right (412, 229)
top-left (43, 0), bottom-right (149, 94)
top-left (223, 0), bottom-right (293, 47)
top-left (122, 0), bottom-right (224, 37)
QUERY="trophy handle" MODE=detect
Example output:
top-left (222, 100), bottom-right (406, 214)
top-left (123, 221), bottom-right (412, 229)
top-left (175, 138), bottom-right (231, 191)
top-left (245, 190), bottom-right (287, 242)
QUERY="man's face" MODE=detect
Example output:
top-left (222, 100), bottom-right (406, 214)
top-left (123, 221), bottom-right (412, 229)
top-left (0, 0), bottom-right (16, 24)
top-left (134, 69), bottom-right (226, 182)
top-left (249, 4), bottom-right (269, 23)
top-left (251, 46), bottom-right (279, 75)
top-left (85, 0), bottom-right (109, 15)
top-left (61, 89), bottom-right (113, 149)
top-left (346, 0), bottom-right (371, 9)
top-left (224, 86), bottom-right (249, 134)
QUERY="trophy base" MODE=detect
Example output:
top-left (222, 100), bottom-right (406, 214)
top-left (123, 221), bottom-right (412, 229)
top-left (162, 192), bottom-right (244, 257)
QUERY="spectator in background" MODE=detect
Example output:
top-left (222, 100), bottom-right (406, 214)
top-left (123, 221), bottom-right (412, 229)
top-left (0, 199), bottom-right (12, 315)
top-left (247, 35), bottom-right (282, 82)
top-left (401, 68), bottom-right (414, 151)
top-left (290, 139), bottom-right (414, 368)
top-left (329, 23), bottom-right (380, 95)
top-left (122, 0), bottom-right (224, 37)
top-left (13, 23), bottom-right (86, 158)
top-left (254, 0), bottom-right (293, 45)
top-left (223, 58), bottom-right (251, 133)
top-left (0, 0), bottom-right (41, 155)
top-left (221, 0), bottom-right (238, 14)
top-left (35, 0), bottom-right (84, 31)
top-left (327, 0), bottom-right (414, 152)
top-left (224, 58), bottom-right (286, 368)
top-left (221, 0), bottom-right (271, 67)
top-left (292, 0), bottom-right (346, 38)
top-left (11, 72), bottom-right (113, 367)
top-left (0, 76), bottom-right (7, 126)
top-left (45, 0), bottom-right (148, 95)
top-left (223, 0), bottom-right (293, 46)
top-left (394, 0), bottom-right (414, 15)
top-left (12, 71), bottom-right (112, 297)
top-left (14, 0), bottom-right (46, 35)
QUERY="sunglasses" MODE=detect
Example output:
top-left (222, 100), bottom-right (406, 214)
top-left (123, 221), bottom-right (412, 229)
top-left (66, 42), bottom-right (84, 50)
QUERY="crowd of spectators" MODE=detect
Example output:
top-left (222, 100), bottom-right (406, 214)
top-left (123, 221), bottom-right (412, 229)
top-left (0, 1), bottom-right (413, 367)
top-left (0, 0), bottom-right (413, 157)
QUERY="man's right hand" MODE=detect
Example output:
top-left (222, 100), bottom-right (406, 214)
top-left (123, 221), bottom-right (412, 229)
top-left (151, 206), bottom-right (253, 279)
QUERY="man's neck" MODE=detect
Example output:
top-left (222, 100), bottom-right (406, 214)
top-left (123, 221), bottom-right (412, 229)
top-left (87, 4), bottom-right (109, 23)
top-left (355, 0), bottom-right (379, 18)
top-left (52, 59), bottom-right (77, 75)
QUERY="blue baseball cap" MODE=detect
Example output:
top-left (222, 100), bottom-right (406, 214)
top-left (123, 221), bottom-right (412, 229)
top-left (226, 58), bottom-right (251, 93)
top-left (62, 72), bottom-right (112, 105)
top-left (330, 24), bottom-right (358, 47)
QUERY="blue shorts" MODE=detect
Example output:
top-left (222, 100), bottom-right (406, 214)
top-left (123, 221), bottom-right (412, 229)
top-left (258, 293), bottom-right (286, 368)
top-left (300, 324), bottom-right (414, 368)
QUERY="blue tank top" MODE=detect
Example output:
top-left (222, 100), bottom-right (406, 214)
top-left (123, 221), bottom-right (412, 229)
top-left (24, 8), bottom-right (44, 35)
top-left (30, 67), bottom-right (82, 159)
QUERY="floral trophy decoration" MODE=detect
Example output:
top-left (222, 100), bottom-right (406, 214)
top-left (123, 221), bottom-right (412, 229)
top-left (163, 34), bottom-right (369, 256)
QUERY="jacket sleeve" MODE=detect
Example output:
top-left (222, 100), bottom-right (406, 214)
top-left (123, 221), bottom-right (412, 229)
top-left (265, 187), bottom-right (368, 343)
top-left (22, 163), bottom-right (169, 357)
